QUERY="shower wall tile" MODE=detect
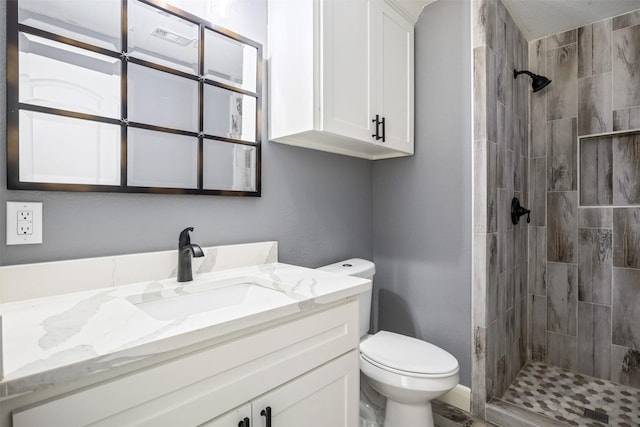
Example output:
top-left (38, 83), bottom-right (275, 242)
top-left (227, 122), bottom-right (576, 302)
top-left (528, 37), bottom-right (545, 157)
top-left (578, 207), bottom-right (612, 228)
top-left (613, 208), bottom-right (640, 268)
top-left (579, 136), bottom-right (613, 205)
top-left (577, 302), bottom-right (611, 379)
top-left (612, 24), bottom-right (640, 110)
top-left (547, 191), bottom-right (578, 263)
top-left (519, 296), bottom-right (528, 363)
top-left (612, 10), bottom-right (640, 31)
top-left (547, 44), bottom-right (578, 120)
top-left (487, 142), bottom-right (498, 233)
top-left (578, 228), bottom-right (612, 304)
top-left (547, 262), bottom-right (578, 336)
top-left (472, 0), bottom-right (493, 48)
top-left (547, 332), bottom-right (577, 371)
top-left (578, 20), bottom-right (612, 78)
top-left (611, 344), bottom-right (640, 388)
top-left (547, 118), bottom-right (577, 191)
top-left (486, 319), bottom-right (497, 399)
top-left (530, 91), bottom-right (547, 158)
top-left (474, 233), bottom-right (489, 327)
top-left (498, 270), bottom-right (508, 314)
top-left (474, 47), bottom-right (488, 141)
top-left (494, 355), bottom-right (507, 399)
top-left (474, 0), bottom-right (529, 412)
top-left (612, 133), bottom-right (640, 205)
top-left (578, 73), bottom-right (612, 135)
top-left (471, 325), bottom-right (488, 415)
top-left (487, 49), bottom-right (499, 143)
top-left (528, 8), bottom-right (640, 389)
top-left (474, 140), bottom-right (487, 233)
top-left (498, 189), bottom-right (507, 273)
top-left (496, 9), bottom-right (507, 63)
top-left (529, 158), bottom-right (546, 226)
top-left (513, 219), bottom-right (525, 268)
top-left (530, 295), bottom-right (547, 360)
top-left (545, 29), bottom-right (577, 50)
top-left (612, 267), bottom-right (640, 349)
top-left (528, 226), bottom-right (546, 296)
top-left (497, 63), bottom-right (508, 106)
top-left (497, 105), bottom-right (506, 189)
top-left (473, 233), bottom-right (499, 327)
top-left (487, 241), bottom-right (500, 324)
top-left (613, 106), bottom-right (640, 131)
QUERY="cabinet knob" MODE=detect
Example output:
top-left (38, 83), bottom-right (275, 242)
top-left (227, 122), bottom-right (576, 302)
top-left (260, 406), bottom-right (272, 427)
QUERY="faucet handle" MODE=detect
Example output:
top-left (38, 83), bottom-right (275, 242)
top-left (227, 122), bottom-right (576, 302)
top-left (179, 227), bottom-right (194, 247)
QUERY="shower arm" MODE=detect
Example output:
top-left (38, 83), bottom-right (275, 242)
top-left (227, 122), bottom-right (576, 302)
top-left (513, 70), bottom-right (536, 79)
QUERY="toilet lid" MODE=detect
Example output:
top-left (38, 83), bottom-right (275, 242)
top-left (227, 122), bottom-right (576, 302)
top-left (359, 331), bottom-right (459, 375)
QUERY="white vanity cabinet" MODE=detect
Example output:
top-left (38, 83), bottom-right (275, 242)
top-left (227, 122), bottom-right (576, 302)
top-left (268, 0), bottom-right (414, 160)
top-left (205, 352), bottom-right (357, 427)
top-left (9, 301), bottom-right (359, 427)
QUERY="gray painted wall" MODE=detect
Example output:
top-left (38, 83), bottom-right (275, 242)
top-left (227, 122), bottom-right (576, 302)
top-left (372, 0), bottom-right (473, 386)
top-left (0, 0), bottom-right (373, 267)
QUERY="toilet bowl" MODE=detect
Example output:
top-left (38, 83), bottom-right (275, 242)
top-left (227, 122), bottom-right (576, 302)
top-left (360, 331), bottom-right (459, 427)
top-left (318, 259), bottom-right (460, 427)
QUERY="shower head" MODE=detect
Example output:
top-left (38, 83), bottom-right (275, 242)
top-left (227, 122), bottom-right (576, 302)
top-left (513, 69), bottom-right (551, 93)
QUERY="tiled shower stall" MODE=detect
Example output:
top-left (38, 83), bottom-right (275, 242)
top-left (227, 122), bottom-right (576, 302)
top-left (473, 0), bottom-right (640, 423)
top-left (528, 10), bottom-right (640, 388)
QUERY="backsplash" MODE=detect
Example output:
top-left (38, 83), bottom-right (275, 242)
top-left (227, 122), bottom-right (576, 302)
top-left (0, 241), bottom-right (277, 303)
top-left (528, 8), bottom-right (640, 388)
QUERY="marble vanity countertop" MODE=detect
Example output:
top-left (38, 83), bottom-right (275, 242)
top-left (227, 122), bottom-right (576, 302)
top-left (0, 262), bottom-right (370, 399)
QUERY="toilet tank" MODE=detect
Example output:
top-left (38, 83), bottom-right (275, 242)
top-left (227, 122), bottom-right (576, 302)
top-left (317, 258), bottom-right (375, 339)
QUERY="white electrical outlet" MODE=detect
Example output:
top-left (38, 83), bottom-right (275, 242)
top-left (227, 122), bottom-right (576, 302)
top-left (7, 202), bottom-right (43, 245)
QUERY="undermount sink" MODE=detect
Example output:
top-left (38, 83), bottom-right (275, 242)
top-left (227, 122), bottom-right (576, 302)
top-left (130, 277), bottom-right (294, 321)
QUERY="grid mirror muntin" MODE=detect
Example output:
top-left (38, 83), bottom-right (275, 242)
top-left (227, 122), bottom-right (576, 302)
top-left (7, 0), bottom-right (262, 196)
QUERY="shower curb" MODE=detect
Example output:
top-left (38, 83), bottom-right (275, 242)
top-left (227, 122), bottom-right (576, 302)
top-left (485, 398), bottom-right (570, 427)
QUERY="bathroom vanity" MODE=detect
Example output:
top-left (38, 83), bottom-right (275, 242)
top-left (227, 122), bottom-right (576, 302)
top-left (0, 242), bottom-right (370, 427)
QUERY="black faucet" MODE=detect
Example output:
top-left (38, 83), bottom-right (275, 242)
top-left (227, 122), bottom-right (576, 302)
top-left (177, 227), bottom-right (205, 282)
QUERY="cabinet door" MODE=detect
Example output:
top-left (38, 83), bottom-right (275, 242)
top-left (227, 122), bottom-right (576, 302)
top-left (251, 350), bottom-right (359, 427)
top-left (199, 403), bottom-right (251, 427)
top-left (374, 0), bottom-right (414, 154)
top-left (321, 0), bottom-right (375, 143)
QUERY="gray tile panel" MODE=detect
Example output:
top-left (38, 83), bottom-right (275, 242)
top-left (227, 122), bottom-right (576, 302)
top-left (612, 267), bottom-right (640, 349)
top-left (547, 191), bottom-right (578, 263)
top-left (577, 228), bottom-right (612, 304)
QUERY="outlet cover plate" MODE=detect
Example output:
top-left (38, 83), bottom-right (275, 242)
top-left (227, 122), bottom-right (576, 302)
top-left (7, 201), bottom-right (43, 245)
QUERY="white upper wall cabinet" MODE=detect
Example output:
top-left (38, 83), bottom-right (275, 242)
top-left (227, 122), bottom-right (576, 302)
top-left (268, 0), bottom-right (414, 160)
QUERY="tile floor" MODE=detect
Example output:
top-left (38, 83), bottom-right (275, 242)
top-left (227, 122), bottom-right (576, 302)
top-left (501, 361), bottom-right (640, 426)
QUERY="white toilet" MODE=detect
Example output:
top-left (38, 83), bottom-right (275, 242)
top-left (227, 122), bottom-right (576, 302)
top-left (318, 259), bottom-right (459, 427)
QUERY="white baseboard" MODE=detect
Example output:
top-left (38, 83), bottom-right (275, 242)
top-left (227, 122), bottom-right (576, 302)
top-left (438, 384), bottom-right (471, 412)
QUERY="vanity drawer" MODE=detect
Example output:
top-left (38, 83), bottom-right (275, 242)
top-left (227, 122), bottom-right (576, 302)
top-left (12, 300), bottom-right (358, 427)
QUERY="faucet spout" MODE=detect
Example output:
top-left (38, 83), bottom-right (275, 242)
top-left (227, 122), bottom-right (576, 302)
top-left (177, 227), bottom-right (205, 282)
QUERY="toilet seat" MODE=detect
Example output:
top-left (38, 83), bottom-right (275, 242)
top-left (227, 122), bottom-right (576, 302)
top-left (360, 331), bottom-right (459, 378)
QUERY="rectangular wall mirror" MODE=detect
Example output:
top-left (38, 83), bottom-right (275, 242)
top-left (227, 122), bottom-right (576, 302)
top-left (7, 0), bottom-right (262, 196)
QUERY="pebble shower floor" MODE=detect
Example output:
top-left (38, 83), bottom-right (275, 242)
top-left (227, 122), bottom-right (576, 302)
top-left (501, 362), bottom-right (640, 426)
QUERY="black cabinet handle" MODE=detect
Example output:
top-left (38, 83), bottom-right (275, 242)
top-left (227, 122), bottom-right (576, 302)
top-left (371, 115), bottom-right (386, 142)
top-left (260, 407), bottom-right (272, 427)
top-left (238, 417), bottom-right (250, 427)
top-left (371, 115), bottom-right (380, 140)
